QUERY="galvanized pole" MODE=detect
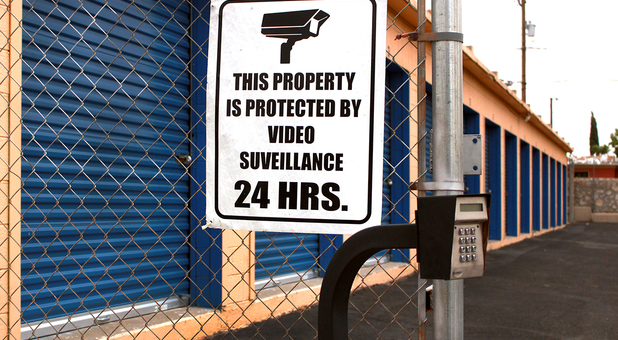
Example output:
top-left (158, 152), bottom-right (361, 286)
top-left (431, 0), bottom-right (464, 339)
top-left (417, 0), bottom-right (428, 338)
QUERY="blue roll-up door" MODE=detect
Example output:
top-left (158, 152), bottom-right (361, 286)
top-left (22, 0), bottom-right (192, 323)
top-left (557, 161), bottom-right (561, 226)
top-left (542, 153), bottom-right (550, 229)
top-left (382, 67), bottom-right (409, 226)
top-left (384, 64), bottom-right (410, 262)
top-left (254, 232), bottom-right (320, 288)
top-left (520, 141), bottom-right (531, 233)
top-left (551, 158), bottom-right (556, 227)
top-left (383, 72), bottom-right (394, 223)
top-left (532, 147), bottom-right (541, 231)
top-left (505, 131), bottom-right (518, 236)
top-left (562, 165), bottom-right (568, 224)
top-left (485, 120), bottom-right (502, 240)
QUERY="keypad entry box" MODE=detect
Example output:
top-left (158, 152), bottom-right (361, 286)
top-left (416, 194), bottom-right (491, 280)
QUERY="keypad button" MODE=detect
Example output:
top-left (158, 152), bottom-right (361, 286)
top-left (460, 255), bottom-right (466, 262)
top-left (471, 236), bottom-right (476, 243)
top-left (460, 246), bottom-right (466, 253)
top-left (466, 246), bottom-right (471, 253)
top-left (472, 254), bottom-right (477, 261)
top-left (471, 228), bottom-right (476, 235)
top-left (465, 237), bottom-right (471, 244)
top-left (460, 237), bottom-right (465, 244)
top-left (472, 245), bottom-right (477, 252)
top-left (459, 228), bottom-right (465, 235)
top-left (466, 254), bottom-right (471, 261)
top-left (465, 228), bottom-right (470, 235)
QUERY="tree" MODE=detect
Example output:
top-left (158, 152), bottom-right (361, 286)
top-left (589, 111), bottom-right (599, 155)
top-left (610, 129), bottom-right (618, 157)
top-left (591, 144), bottom-right (610, 156)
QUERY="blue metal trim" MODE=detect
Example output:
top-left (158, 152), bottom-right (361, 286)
top-left (189, 0), bottom-right (222, 308)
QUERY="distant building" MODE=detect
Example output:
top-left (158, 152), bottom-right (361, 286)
top-left (572, 155), bottom-right (618, 178)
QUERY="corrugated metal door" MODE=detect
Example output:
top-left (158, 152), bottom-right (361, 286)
top-left (542, 154), bottom-right (549, 229)
top-left (254, 232), bottom-right (320, 289)
top-left (384, 65), bottom-right (410, 262)
top-left (485, 120), bottom-right (502, 240)
top-left (532, 147), bottom-right (541, 231)
top-left (520, 141), bottom-right (531, 233)
top-left (383, 72), bottom-right (393, 223)
top-left (505, 131), bottom-right (517, 236)
top-left (21, 0), bottom-right (192, 322)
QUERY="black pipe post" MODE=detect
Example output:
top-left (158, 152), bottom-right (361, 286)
top-left (318, 223), bottom-right (418, 340)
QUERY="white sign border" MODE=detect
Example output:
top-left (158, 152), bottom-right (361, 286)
top-left (206, 0), bottom-right (387, 233)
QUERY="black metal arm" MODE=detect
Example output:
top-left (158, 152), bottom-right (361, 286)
top-left (318, 223), bottom-right (418, 340)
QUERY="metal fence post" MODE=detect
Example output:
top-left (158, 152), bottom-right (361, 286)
top-left (417, 0), bottom-right (428, 338)
top-left (430, 0), bottom-right (464, 339)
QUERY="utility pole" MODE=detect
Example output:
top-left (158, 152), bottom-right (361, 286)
top-left (550, 97), bottom-right (557, 128)
top-left (431, 0), bottom-right (464, 338)
top-left (520, 0), bottom-right (527, 102)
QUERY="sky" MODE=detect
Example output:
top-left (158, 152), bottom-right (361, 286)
top-left (458, 0), bottom-right (618, 156)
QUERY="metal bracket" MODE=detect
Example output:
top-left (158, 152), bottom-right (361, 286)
top-left (395, 32), bottom-right (464, 43)
top-left (463, 134), bottom-right (482, 175)
top-left (412, 181), bottom-right (465, 192)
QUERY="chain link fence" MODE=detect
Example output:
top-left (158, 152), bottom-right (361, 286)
top-left (7, 0), bottom-right (429, 338)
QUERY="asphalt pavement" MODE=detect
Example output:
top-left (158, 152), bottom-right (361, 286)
top-left (204, 222), bottom-right (618, 339)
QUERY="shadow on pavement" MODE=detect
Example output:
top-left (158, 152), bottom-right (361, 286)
top-left (202, 223), bottom-right (618, 340)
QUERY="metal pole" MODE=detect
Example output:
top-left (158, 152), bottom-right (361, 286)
top-left (592, 161), bottom-right (596, 213)
top-left (431, 0), bottom-right (464, 339)
top-left (520, 0), bottom-right (527, 102)
top-left (550, 98), bottom-right (557, 128)
top-left (417, 0), bottom-right (428, 338)
top-left (550, 98), bottom-right (553, 128)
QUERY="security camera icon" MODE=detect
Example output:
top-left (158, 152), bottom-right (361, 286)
top-left (261, 9), bottom-right (330, 64)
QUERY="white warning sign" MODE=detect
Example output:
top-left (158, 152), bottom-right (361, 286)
top-left (206, 0), bottom-right (387, 234)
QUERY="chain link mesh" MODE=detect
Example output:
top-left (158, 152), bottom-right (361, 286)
top-left (10, 0), bottom-right (429, 338)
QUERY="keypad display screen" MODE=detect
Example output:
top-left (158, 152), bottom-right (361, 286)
top-left (460, 203), bottom-right (483, 212)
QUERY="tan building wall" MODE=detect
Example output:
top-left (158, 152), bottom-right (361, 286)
top-left (1, 1), bottom-right (21, 339)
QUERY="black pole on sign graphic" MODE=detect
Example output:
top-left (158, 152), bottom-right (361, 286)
top-left (281, 40), bottom-right (297, 64)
